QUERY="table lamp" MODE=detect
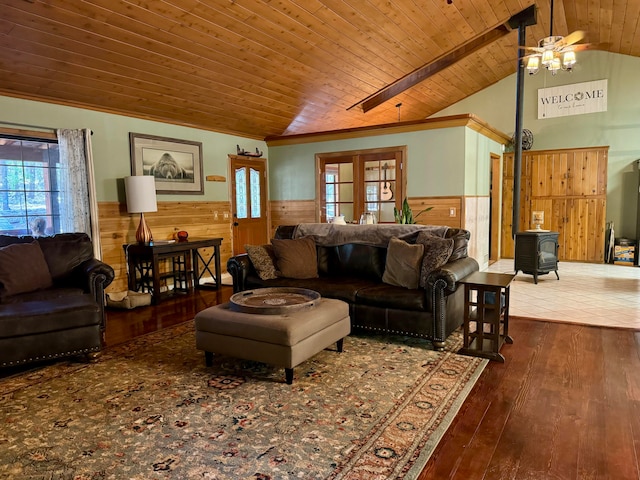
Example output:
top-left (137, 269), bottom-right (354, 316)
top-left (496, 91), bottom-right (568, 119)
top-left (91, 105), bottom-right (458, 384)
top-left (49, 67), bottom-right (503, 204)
top-left (125, 175), bottom-right (158, 243)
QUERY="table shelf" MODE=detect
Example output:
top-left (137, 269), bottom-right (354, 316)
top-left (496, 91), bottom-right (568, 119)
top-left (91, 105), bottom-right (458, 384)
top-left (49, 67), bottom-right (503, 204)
top-left (458, 271), bottom-right (515, 362)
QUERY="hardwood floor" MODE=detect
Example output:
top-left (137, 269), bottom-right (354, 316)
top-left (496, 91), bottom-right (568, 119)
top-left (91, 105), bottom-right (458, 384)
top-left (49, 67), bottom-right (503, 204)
top-left (419, 318), bottom-right (640, 480)
top-left (104, 287), bottom-right (233, 346)
top-left (103, 291), bottom-right (640, 479)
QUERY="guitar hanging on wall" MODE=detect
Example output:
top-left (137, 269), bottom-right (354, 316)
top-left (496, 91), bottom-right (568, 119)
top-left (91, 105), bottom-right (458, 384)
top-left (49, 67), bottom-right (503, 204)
top-left (380, 163), bottom-right (393, 201)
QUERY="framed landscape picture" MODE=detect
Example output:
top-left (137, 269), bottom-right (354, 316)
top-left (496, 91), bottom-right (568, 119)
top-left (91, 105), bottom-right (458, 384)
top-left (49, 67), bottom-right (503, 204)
top-left (129, 133), bottom-right (204, 194)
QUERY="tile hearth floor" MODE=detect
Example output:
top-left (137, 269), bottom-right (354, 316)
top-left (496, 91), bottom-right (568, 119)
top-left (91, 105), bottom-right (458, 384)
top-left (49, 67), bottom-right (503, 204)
top-left (485, 259), bottom-right (640, 330)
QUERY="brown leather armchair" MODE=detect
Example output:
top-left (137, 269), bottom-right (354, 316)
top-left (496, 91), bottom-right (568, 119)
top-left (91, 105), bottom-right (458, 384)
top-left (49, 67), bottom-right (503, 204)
top-left (0, 233), bottom-right (114, 367)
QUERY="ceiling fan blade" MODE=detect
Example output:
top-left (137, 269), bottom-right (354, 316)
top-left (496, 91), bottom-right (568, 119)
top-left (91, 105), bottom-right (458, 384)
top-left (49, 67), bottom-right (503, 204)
top-left (518, 45), bottom-right (544, 53)
top-left (558, 30), bottom-right (586, 47)
top-left (522, 53), bottom-right (540, 59)
top-left (570, 42), bottom-right (609, 52)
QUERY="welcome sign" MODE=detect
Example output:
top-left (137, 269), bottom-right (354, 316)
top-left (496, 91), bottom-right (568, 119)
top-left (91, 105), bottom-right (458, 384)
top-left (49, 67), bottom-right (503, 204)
top-left (538, 79), bottom-right (607, 119)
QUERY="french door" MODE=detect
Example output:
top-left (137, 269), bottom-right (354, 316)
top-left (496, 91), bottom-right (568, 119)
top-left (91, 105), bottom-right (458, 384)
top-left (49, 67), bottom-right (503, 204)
top-left (230, 155), bottom-right (268, 255)
top-left (316, 147), bottom-right (405, 223)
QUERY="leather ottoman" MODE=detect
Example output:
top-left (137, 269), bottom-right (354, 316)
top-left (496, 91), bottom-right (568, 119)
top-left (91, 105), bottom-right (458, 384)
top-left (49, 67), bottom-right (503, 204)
top-left (194, 298), bottom-right (350, 384)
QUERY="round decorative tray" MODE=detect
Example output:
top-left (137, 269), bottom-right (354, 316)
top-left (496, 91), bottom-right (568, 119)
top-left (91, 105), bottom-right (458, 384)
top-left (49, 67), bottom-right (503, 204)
top-left (229, 287), bottom-right (321, 315)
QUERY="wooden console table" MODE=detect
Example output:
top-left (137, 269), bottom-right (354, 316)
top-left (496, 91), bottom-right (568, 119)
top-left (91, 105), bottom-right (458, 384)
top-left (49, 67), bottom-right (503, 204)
top-left (458, 271), bottom-right (515, 362)
top-left (124, 237), bottom-right (222, 304)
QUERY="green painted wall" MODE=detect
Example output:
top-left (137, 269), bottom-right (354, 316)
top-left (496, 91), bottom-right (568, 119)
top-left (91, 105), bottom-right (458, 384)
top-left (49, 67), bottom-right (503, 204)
top-left (464, 130), bottom-right (503, 196)
top-left (433, 51), bottom-right (640, 239)
top-left (0, 95), bottom-right (266, 203)
top-left (268, 125), bottom-right (501, 201)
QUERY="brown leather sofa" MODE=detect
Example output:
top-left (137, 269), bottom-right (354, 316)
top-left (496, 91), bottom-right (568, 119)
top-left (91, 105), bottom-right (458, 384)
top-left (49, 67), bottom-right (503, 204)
top-left (227, 224), bottom-right (479, 350)
top-left (0, 233), bottom-right (115, 367)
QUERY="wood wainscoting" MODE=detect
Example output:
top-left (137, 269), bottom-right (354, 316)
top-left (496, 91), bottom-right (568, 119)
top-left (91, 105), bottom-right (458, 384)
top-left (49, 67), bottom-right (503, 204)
top-left (98, 201), bottom-right (233, 293)
top-left (408, 196), bottom-right (462, 229)
top-left (269, 200), bottom-right (317, 236)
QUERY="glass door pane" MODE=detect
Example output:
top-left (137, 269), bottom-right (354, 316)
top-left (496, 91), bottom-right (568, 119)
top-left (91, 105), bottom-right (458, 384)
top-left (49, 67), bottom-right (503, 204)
top-left (235, 167), bottom-right (247, 219)
top-left (250, 167), bottom-right (261, 218)
top-left (324, 161), bottom-right (354, 223)
top-left (379, 160), bottom-right (396, 222)
top-left (363, 159), bottom-right (395, 223)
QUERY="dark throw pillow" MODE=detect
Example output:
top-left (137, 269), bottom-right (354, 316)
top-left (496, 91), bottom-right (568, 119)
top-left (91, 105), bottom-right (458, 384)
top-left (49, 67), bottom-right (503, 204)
top-left (36, 233), bottom-right (93, 281)
top-left (245, 244), bottom-right (278, 280)
top-left (447, 229), bottom-right (469, 262)
top-left (415, 231), bottom-right (454, 288)
top-left (270, 236), bottom-right (319, 279)
top-left (0, 241), bottom-right (53, 298)
top-left (382, 237), bottom-right (424, 289)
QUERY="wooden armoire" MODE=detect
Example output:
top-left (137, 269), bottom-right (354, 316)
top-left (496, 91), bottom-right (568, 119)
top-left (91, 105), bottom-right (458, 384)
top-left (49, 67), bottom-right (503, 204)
top-left (501, 146), bottom-right (608, 263)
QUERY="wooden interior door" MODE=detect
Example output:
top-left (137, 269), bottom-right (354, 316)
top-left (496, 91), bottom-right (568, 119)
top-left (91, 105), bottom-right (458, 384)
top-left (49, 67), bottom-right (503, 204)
top-left (230, 155), bottom-right (268, 255)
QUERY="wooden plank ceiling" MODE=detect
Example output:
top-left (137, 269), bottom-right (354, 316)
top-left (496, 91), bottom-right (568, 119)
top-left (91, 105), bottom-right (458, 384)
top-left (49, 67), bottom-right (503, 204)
top-left (1, 0), bottom-right (638, 139)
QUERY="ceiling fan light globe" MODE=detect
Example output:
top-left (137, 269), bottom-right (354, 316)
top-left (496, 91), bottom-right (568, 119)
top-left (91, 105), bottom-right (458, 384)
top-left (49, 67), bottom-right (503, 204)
top-left (541, 49), bottom-right (555, 66)
top-left (562, 50), bottom-right (576, 68)
top-left (547, 57), bottom-right (561, 75)
top-left (526, 56), bottom-right (540, 75)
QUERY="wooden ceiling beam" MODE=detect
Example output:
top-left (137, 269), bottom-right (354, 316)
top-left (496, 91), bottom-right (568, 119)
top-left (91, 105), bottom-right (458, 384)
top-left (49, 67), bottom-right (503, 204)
top-left (348, 11), bottom-right (535, 114)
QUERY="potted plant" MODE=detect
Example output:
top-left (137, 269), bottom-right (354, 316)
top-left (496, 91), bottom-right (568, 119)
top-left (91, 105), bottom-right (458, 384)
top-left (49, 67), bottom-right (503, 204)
top-left (394, 198), bottom-right (433, 224)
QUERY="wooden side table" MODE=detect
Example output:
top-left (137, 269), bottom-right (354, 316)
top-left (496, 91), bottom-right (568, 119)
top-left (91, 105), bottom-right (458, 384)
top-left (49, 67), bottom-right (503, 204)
top-left (458, 271), bottom-right (515, 362)
top-left (124, 237), bottom-right (222, 304)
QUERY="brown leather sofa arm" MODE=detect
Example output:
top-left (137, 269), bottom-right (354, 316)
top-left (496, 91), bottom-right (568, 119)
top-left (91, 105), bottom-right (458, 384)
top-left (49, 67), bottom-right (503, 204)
top-left (427, 256), bottom-right (479, 349)
top-left (78, 258), bottom-right (115, 329)
top-left (227, 254), bottom-right (253, 293)
top-left (80, 258), bottom-right (115, 289)
top-left (427, 256), bottom-right (480, 294)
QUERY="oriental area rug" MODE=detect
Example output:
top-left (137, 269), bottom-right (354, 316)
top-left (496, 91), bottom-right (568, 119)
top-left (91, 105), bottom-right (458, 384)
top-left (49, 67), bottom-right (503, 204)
top-left (0, 322), bottom-right (486, 480)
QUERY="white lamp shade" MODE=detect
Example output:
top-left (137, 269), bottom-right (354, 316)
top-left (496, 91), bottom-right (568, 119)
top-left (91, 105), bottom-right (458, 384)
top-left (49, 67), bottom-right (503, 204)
top-left (541, 49), bottom-right (554, 66)
top-left (125, 176), bottom-right (158, 213)
top-left (526, 56), bottom-right (540, 74)
top-left (562, 50), bottom-right (576, 67)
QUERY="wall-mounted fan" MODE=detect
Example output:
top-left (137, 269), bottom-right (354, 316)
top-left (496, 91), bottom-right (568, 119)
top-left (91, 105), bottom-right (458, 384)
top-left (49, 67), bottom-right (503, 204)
top-left (520, 0), bottom-right (590, 75)
top-left (521, 129), bottom-right (534, 150)
top-left (507, 129), bottom-right (534, 152)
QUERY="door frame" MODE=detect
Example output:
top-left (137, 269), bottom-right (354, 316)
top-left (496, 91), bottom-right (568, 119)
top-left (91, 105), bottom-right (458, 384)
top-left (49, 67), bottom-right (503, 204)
top-left (490, 153), bottom-right (501, 262)
top-left (229, 154), bottom-right (270, 255)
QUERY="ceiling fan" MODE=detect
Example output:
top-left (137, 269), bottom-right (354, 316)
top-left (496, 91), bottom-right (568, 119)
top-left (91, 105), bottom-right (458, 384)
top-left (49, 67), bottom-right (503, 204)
top-left (520, 0), bottom-right (590, 75)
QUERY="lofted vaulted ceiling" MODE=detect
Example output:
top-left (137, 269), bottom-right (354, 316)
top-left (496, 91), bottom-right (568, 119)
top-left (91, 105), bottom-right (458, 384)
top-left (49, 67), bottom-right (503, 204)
top-left (1, 0), bottom-right (638, 139)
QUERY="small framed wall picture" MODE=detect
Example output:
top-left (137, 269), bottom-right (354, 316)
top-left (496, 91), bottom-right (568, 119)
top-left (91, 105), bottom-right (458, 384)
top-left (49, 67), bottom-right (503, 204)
top-left (129, 133), bottom-right (204, 194)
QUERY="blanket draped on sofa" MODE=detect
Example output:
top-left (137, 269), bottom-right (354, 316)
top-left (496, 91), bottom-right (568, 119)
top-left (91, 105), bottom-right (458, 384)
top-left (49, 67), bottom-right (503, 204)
top-left (292, 223), bottom-right (450, 247)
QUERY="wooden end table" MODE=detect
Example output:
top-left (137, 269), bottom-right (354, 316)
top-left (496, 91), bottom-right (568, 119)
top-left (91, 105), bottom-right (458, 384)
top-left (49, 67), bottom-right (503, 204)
top-left (458, 271), bottom-right (515, 362)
